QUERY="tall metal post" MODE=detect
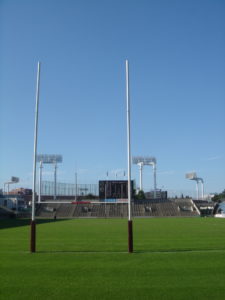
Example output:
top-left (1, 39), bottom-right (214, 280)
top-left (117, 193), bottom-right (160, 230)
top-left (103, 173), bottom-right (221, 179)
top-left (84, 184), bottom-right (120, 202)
top-left (201, 181), bottom-right (204, 200)
top-left (153, 163), bottom-right (157, 198)
top-left (38, 160), bottom-right (43, 203)
top-left (54, 162), bottom-right (57, 201)
top-left (138, 162), bottom-right (143, 191)
top-left (75, 172), bottom-right (77, 201)
top-left (196, 181), bottom-right (199, 200)
top-left (126, 59), bottom-right (133, 253)
top-left (31, 61), bottom-right (41, 253)
top-left (200, 179), bottom-right (204, 200)
top-left (3, 183), bottom-right (6, 195)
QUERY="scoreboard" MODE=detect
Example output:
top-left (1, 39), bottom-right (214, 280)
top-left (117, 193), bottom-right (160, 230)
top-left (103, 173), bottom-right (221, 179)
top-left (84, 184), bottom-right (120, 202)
top-left (99, 180), bottom-right (134, 199)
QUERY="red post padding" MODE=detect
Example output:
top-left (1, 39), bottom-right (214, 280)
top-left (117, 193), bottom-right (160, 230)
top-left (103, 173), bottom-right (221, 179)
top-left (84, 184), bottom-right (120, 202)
top-left (30, 220), bottom-right (36, 253)
top-left (128, 220), bottom-right (133, 253)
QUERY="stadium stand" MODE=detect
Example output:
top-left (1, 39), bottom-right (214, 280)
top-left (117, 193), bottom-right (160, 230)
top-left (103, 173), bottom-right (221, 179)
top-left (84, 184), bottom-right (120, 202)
top-left (34, 198), bottom-right (200, 218)
top-left (192, 200), bottom-right (215, 216)
top-left (0, 205), bottom-right (16, 219)
top-left (173, 199), bottom-right (199, 216)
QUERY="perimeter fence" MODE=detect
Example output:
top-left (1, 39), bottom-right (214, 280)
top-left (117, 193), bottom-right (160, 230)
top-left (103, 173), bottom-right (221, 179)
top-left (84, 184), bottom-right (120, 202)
top-left (41, 181), bottom-right (98, 196)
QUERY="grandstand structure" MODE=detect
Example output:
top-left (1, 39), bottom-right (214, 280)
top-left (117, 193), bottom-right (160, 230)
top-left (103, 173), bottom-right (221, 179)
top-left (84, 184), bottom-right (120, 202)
top-left (35, 198), bottom-right (201, 219)
top-left (0, 205), bottom-right (16, 219)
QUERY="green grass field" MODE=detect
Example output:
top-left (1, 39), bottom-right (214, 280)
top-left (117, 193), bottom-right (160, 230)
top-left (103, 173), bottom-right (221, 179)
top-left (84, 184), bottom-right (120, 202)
top-left (1, 217), bottom-right (225, 300)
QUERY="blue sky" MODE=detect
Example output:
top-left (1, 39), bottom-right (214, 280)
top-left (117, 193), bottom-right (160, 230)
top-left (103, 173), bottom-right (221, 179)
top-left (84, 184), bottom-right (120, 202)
top-left (0, 0), bottom-right (224, 196)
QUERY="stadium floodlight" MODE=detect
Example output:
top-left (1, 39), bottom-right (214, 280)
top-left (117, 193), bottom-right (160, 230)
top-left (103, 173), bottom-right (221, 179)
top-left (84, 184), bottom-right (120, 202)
top-left (125, 59), bottom-right (133, 253)
top-left (198, 177), bottom-right (204, 200)
top-left (133, 156), bottom-right (157, 197)
top-left (4, 176), bottom-right (20, 195)
top-left (37, 154), bottom-right (63, 164)
top-left (185, 172), bottom-right (197, 180)
top-left (11, 176), bottom-right (19, 183)
top-left (31, 61), bottom-right (41, 253)
top-left (185, 172), bottom-right (204, 200)
top-left (133, 160), bottom-right (144, 191)
top-left (132, 156), bottom-right (156, 165)
top-left (37, 154), bottom-right (63, 203)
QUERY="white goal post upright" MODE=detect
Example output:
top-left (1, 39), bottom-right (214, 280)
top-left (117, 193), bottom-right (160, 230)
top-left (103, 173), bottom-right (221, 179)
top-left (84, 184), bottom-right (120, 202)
top-left (31, 61), bottom-right (41, 253)
top-left (125, 59), bottom-right (133, 253)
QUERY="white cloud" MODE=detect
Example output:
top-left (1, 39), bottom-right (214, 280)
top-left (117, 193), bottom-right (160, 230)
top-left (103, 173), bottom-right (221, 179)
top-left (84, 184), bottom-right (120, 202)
top-left (205, 155), bottom-right (222, 161)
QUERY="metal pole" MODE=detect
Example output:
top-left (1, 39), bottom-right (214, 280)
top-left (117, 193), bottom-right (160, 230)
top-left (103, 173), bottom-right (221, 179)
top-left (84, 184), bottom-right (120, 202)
top-left (7, 183), bottom-right (10, 208)
top-left (38, 161), bottom-right (43, 203)
top-left (31, 61), bottom-right (41, 253)
top-left (126, 59), bottom-right (133, 253)
top-left (75, 172), bottom-right (77, 201)
top-left (195, 181), bottom-right (199, 200)
top-left (54, 162), bottom-right (57, 201)
top-left (201, 180), bottom-right (204, 200)
top-left (153, 163), bottom-right (157, 198)
top-left (139, 163), bottom-right (143, 191)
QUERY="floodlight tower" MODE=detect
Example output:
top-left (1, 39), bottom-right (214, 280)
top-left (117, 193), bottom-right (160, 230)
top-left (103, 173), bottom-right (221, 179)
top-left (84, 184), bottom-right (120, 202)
top-left (54, 161), bottom-right (57, 200)
top-left (137, 162), bottom-right (144, 191)
top-left (4, 177), bottom-right (19, 195)
top-left (37, 154), bottom-right (63, 202)
top-left (196, 180), bottom-right (200, 200)
top-left (133, 156), bottom-right (157, 196)
top-left (198, 177), bottom-right (204, 200)
top-left (186, 172), bottom-right (198, 199)
top-left (146, 158), bottom-right (157, 198)
top-left (185, 172), bottom-right (204, 200)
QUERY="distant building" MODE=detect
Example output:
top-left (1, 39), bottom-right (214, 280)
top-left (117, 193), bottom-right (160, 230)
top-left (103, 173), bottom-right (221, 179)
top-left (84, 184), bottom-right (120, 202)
top-left (8, 188), bottom-right (32, 195)
top-left (0, 194), bottom-right (26, 210)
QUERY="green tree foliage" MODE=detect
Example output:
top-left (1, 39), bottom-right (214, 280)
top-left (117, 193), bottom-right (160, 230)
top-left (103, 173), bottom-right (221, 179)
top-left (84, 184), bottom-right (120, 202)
top-left (212, 189), bottom-right (225, 203)
top-left (135, 190), bottom-right (146, 200)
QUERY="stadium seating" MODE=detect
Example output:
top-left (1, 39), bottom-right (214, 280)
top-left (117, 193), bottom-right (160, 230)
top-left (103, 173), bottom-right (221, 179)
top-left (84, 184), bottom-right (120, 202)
top-left (0, 205), bottom-right (16, 219)
top-left (34, 199), bottom-right (200, 218)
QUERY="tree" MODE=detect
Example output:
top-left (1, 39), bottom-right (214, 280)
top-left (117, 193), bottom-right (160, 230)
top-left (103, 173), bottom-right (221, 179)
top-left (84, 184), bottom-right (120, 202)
top-left (212, 189), bottom-right (225, 203)
top-left (135, 190), bottom-right (146, 200)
